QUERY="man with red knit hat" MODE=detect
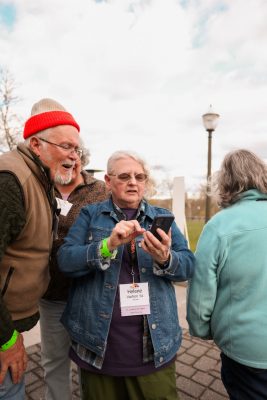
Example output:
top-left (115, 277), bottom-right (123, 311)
top-left (0, 98), bottom-right (81, 399)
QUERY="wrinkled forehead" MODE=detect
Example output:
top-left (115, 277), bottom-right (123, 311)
top-left (111, 157), bottom-right (144, 173)
top-left (47, 125), bottom-right (80, 145)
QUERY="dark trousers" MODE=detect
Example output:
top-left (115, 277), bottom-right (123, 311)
top-left (221, 352), bottom-right (267, 400)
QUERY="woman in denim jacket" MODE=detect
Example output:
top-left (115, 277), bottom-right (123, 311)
top-left (58, 150), bottom-right (195, 400)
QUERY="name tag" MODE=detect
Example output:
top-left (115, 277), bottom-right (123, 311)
top-left (119, 282), bottom-right (151, 316)
top-left (56, 197), bottom-right (73, 216)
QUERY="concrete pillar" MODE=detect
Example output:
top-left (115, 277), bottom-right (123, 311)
top-left (172, 176), bottom-right (190, 248)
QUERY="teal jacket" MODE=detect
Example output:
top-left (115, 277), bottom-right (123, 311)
top-left (187, 189), bottom-right (267, 368)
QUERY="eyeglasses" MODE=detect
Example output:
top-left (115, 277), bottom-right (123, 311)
top-left (109, 173), bottom-right (148, 182)
top-left (38, 138), bottom-right (83, 158)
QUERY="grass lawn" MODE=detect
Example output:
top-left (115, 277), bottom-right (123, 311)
top-left (186, 219), bottom-right (205, 252)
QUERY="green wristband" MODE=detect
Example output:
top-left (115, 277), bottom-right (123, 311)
top-left (100, 238), bottom-right (114, 258)
top-left (0, 330), bottom-right (19, 352)
top-left (100, 238), bottom-right (117, 259)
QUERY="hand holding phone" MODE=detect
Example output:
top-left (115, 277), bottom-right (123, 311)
top-left (149, 214), bottom-right (174, 242)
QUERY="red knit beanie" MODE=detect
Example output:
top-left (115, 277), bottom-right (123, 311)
top-left (23, 98), bottom-right (80, 139)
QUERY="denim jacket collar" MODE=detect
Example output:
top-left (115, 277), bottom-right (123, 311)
top-left (100, 196), bottom-right (155, 224)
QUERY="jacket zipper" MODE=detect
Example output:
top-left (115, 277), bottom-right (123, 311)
top-left (1, 267), bottom-right (15, 297)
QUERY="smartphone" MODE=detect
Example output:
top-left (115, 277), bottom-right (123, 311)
top-left (149, 214), bottom-right (175, 241)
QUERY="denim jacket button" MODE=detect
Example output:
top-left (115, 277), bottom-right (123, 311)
top-left (159, 357), bottom-right (164, 363)
top-left (138, 242), bottom-right (142, 247)
top-left (141, 268), bottom-right (146, 273)
top-left (151, 323), bottom-right (157, 330)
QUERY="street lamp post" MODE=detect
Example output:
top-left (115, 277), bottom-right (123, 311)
top-left (202, 105), bottom-right (220, 223)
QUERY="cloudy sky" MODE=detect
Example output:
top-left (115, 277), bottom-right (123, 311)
top-left (1, 0), bottom-right (267, 193)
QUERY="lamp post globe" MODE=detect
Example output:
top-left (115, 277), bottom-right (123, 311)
top-left (202, 105), bottom-right (220, 223)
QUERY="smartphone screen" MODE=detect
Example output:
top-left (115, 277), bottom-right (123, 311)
top-left (149, 214), bottom-right (175, 241)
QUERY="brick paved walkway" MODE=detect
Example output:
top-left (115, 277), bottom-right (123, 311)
top-left (176, 330), bottom-right (228, 399)
top-left (25, 329), bottom-right (228, 399)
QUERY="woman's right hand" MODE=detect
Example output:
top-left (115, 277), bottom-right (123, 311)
top-left (107, 220), bottom-right (145, 251)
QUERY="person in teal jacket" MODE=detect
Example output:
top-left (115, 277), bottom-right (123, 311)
top-left (187, 149), bottom-right (267, 400)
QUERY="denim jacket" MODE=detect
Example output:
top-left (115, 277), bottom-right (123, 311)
top-left (58, 198), bottom-right (195, 368)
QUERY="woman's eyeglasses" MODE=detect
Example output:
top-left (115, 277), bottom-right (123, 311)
top-left (109, 173), bottom-right (148, 182)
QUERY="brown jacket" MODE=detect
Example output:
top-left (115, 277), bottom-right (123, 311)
top-left (0, 144), bottom-right (54, 320)
top-left (43, 170), bottom-right (108, 301)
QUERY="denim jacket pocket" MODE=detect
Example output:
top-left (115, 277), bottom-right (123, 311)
top-left (86, 227), bottom-right (113, 244)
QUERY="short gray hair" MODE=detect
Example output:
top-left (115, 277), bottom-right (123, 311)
top-left (79, 138), bottom-right (90, 168)
top-left (107, 150), bottom-right (156, 198)
top-left (212, 149), bottom-right (267, 208)
top-left (24, 130), bottom-right (49, 146)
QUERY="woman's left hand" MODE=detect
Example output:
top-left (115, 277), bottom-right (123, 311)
top-left (141, 228), bottom-right (171, 266)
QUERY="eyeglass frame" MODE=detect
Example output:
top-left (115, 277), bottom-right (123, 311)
top-left (108, 173), bottom-right (148, 182)
top-left (38, 137), bottom-right (83, 158)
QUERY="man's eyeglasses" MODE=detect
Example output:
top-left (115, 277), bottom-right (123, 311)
top-left (38, 138), bottom-right (83, 158)
top-left (109, 173), bottom-right (148, 182)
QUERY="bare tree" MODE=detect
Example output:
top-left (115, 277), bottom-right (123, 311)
top-left (0, 67), bottom-right (22, 153)
top-left (186, 182), bottom-right (219, 219)
top-left (151, 164), bottom-right (173, 199)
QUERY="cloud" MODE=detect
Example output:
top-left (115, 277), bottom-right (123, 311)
top-left (1, 0), bottom-right (267, 192)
